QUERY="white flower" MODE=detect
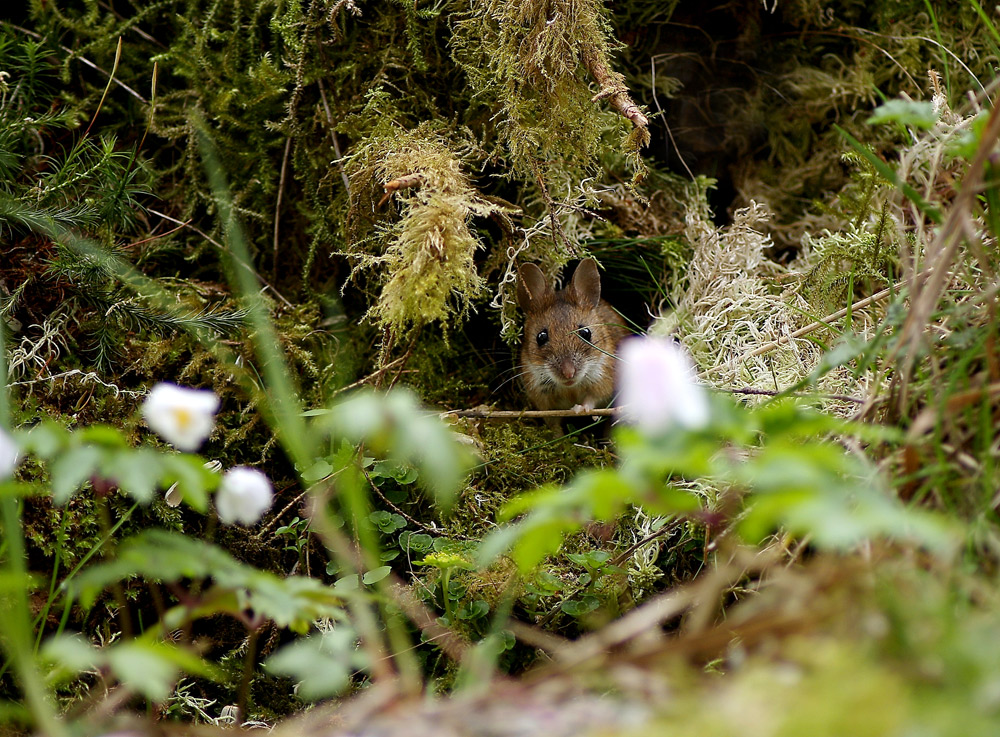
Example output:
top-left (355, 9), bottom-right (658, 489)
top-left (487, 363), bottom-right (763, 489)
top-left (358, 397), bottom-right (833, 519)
top-left (141, 383), bottom-right (219, 452)
top-left (617, 336), bottom-right (709, 432)
top-left (215, 467), bottom-right (273, 526)
top-left (0, 428), bottom-right (20, 479)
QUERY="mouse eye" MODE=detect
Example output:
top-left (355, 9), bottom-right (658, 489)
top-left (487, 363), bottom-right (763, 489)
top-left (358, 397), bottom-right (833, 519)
top-left (577, 326), bottom-right (592, 343)
top-left (536, 329), bottom-right (549, 347)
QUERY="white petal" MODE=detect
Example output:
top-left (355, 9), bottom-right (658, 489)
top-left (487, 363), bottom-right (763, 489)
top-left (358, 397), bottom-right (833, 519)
top-left (141, 383), bottom-right (220, 452)
top-left (216, 467), bottom-right (274, 526)
top-left (0, 428), bottom-right (20, 479)
top-left (617, 336), bottom-right (709, 432)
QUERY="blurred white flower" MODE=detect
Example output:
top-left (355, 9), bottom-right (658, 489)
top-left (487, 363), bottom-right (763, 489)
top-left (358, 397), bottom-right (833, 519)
top-left (141, 383), bottom-right (219, 452)
top-left (0, 428), bottom-right (20, 479)
top-left (216, 467), bottom-right (273, 526)
top-left (617, 336), bottom-right (709, 432)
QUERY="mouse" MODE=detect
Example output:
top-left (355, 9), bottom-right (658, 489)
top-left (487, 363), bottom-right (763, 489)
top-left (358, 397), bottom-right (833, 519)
top-left (516, 258), bottom-right (627, 430)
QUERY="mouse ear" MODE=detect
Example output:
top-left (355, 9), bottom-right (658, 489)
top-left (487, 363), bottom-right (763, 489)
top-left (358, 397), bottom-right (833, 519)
top-left (516, 263), bottom-right (549, 310)
top-left (570, 258), bottom-right (601, 310)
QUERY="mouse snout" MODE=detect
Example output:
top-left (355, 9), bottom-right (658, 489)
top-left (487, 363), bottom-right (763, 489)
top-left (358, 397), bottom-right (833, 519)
top-left (558, 358), bottom-right (577, 382)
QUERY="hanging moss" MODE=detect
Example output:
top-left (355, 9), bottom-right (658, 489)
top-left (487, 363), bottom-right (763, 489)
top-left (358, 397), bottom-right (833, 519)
top-left (452, 0), bottom-right (648, 192)
top-left (341, 120), bottom-right (517, 337)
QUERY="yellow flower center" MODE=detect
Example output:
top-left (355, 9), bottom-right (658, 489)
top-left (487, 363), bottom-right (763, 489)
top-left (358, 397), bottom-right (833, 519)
top-left (173, 407), bottom-right (194, 430)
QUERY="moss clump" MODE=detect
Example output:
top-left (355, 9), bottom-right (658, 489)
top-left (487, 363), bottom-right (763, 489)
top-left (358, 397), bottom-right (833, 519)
top-left (343, 120), bottom-right (515, 339)
top-left (453, 0), bottom-right (646, 186)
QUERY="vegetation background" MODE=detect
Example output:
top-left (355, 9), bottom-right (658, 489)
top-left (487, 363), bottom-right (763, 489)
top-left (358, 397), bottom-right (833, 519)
top-left (1, 0), bottom-right (999, 734)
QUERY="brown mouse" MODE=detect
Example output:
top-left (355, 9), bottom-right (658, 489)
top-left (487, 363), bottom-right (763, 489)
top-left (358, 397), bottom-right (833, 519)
top-left (516, 259), bottom-right (627, 427)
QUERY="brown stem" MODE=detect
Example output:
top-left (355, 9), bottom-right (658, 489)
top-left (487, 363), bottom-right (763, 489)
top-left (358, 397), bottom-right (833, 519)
top-left (363, 468), bottom-right (475, 541)
top-left (378, 173), bottom-right (425, 208)
top-left (530, 159), bottom-right (576, 255)
top-left (273, 136), bottom-right (293, 280)
top-left (580, 44), bottom-right (649, 131)
top-left (609, 517), bottom-right (687, 568)
top-left (237, 625), bottom-right (261, 724)
top-left (443, 407), bottom-right (616, 420)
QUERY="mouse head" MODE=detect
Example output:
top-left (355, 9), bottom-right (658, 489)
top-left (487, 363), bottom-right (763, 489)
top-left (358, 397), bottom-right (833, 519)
top-left (516, 259), bottom-right (608, 387)
top-left (516, 258), bottom-right (601, 314)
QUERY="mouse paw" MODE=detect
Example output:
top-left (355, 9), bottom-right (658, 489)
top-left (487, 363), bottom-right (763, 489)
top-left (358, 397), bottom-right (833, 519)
top-left (572, 402), bottom-right (596, 414)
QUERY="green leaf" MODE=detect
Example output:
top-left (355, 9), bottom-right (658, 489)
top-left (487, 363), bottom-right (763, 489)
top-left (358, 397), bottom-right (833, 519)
top-left (70, 531), bottom-right (345, 628)
top-left (159, 454), bottom-right (216, 512)
top-left (949, 110), bottom-right (990, 159)
top-left (242, 573), bottom-right (344, 632)
top-left (0, 481), bottom-right (39, 499)
top-left (301, 459), bottom-right (333, 483)
top-left (456, 600), bottom-right (489, 620)
top-left (22, 421), bottom-right (69, 459)
top-left (561, 596), bottom-right (600, 617)
top-left (41, 634), bottom-right (101, 684)
top-left (320, 389), bottom-right (474, 512)
top-left (867, 100), bottom-right (937, 129)
top-left (265, 627), bottom-right (362, 700)
top-left (334, 574), bottom-right (360, 591)
top-left (50, 445), bottom-right (104, 504)
top-left (77, 424), bottom-right (128, 447)
top-left (105, 448), bottom-right (163, 504)
top-left (369, 510), bottom-right (406, 533)
top-left (362, 566), bottom-right (391, 585)
top-left (399, 531), bottom-right (433, 553)
top-left (106, 641), bottom-right (180, 701)
top-left (372, 459), bottom-right (418, 484)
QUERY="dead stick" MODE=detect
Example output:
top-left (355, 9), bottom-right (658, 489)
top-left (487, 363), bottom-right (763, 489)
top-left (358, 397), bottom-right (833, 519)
top-left (3, 23), bottom-right (147, 103)
top-left (330, 356), bottom-right (407, 398)
top-left (441, 385), bottom-right (865, 421)
top-left (389, 578), bottom-right (470, 662)
top-left (738, 265), bottom-right (957, 367)
top-left (378, 173), bottom-right (425, 208)
top-left (273, 136), bottom-right (293, 280)
top-left (147, 208), bottom-right (295, 309)
top-left (317, 79), bottom-right (351, 195)
top-left (442, 408), bottom-right (616, 420)
top-left (581, 44), bottom-right (649, 130)
top-left (740, 284), bottom-right (897, 362)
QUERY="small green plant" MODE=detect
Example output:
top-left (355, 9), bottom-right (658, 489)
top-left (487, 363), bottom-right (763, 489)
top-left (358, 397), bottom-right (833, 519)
top-left (480, 338), bottom-right (955, 575)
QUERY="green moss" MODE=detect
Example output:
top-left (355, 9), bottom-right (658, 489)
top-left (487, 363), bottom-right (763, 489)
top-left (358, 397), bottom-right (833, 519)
top-left (342, 121), bottom-right (515, 338)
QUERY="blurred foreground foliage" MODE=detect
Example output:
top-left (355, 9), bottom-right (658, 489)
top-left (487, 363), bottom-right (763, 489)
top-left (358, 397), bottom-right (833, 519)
top-left (2, 0), bottom-right (1000, 735)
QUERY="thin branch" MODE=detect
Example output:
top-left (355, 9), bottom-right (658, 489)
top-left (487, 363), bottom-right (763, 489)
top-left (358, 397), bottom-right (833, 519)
top-left (730, 283), bottom-right (899, 364)
top-left (363, 467), bottom-right (476, 541)
top-left (330, 355), bottom-right (407, 398)
top-left (2, 23), bottom-right (147, 104)
top-left (536, 548), bottom-right (777, 676)
top-left (83, 37), bottom-right (122, 139)
top-left (146, 208), bottom-right (294, 308)
top-left (388, 578), bottom-right (470, 663)
top-left (609, 518), bottom-right (687, 568)
top-left (722, 386), bottom-right (866, 404)
top-left (530, 158), bottom-right (576, 256)
top-left (317, 78), bottom-right (351, 195)
top-left (125, 217), bottom-right (188, 249)
top-left (650, 54), bottom-right (695, 181)
top-left (440, 384), bottom-right (867, 422)
top-left (273, 136), bottom-right (293, 279)
top-left (442, 407), bottom-right (616, 420)
top-left (581, 44), bottom-right (650, 131)
top-left (506, 618), bottom-right (572, 654)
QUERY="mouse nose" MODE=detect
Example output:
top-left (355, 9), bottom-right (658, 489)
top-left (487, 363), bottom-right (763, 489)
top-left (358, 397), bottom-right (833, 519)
top-left (559, 359), bottom-right (577, 381)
